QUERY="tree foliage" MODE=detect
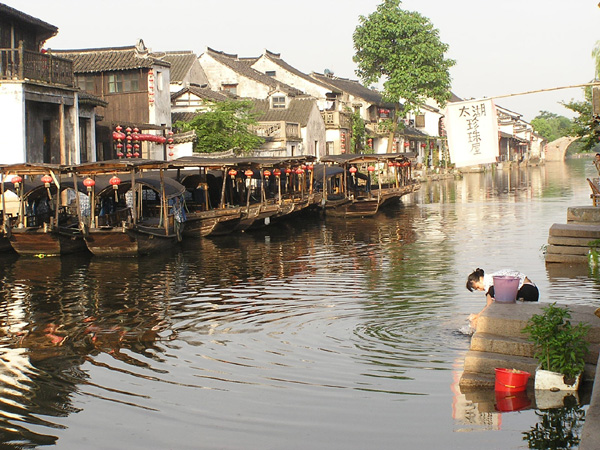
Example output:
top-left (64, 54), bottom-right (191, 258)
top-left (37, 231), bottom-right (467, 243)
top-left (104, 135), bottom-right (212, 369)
top-left (562, 87), bottom-right (597, 152)
top-left (530, 111), bottom-right (573, 143)
top-left (174, 99), bottom-right (264, 154)
top-left (352, 0), bottom-right (455, 114)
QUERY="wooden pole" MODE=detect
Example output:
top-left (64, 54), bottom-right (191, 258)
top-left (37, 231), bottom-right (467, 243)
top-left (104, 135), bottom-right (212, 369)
top-left (160, 169), bottom-right (168, 234)
top-left (72, 172), bottom-right (82, 229)
top-left (219, 167), bottom-right (227, 208)
top-left (1, 170), bottom-right (6, 234)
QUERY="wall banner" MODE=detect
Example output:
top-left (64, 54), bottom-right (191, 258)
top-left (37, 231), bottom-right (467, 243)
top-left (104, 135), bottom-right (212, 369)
top-left (445, 99), bottom-right (499, 168)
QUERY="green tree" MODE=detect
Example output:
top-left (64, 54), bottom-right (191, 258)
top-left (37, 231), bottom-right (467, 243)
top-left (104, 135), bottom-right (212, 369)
top-left (352, 0), bottom-right (455, 114)
top-left (562, 87), bottom-right (597, 152)
top-left (349, 110), bottom-right (367, 153)
top-left (531, 111), bottom-right (573, 142)
top-left (175, 99), bottom-right (264, 154)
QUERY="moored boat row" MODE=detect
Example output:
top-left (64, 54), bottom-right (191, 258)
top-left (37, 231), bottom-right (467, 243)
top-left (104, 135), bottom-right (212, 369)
top-left (0, 153), bottom-right (419, 257)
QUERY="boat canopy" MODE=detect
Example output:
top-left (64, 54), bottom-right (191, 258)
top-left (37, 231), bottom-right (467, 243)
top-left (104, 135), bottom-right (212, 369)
top-left (320, 153), bottom-right (416, 165)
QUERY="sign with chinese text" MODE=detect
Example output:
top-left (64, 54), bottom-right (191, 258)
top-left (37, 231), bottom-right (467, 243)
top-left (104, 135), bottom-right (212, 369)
top-left (445, 99), bottom-right (499, 168)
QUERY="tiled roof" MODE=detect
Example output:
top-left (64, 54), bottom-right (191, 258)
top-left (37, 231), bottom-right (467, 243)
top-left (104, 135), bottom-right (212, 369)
top-left (0, 3), bottom-right (57, 41)
top-left (51, 42), bottom-right (170, 74)
top-left (259, 50), bottom-right (334, 92)
top-left (171, 85), bottom-right (233, 103)
top-left (77, 90), bottom-right (108, 107)
top-left (251, 97), bottom-right (317, 126)
top-left (155, 51), bottom-right (202, 83)
top-left (204, 48), bottom-right (303, 96)
top-left (172, 112), bottom-right (199, 123)
top-left (311, 72), bottom-right (395, 108)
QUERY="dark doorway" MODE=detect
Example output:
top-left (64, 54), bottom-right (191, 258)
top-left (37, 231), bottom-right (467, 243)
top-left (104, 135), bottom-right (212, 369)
top-left (43, 120), bottom-right (51, 163)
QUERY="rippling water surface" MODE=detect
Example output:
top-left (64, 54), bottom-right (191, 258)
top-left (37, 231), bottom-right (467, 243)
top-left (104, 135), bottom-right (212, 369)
top-left (0, 159), bottom-right (598, 449)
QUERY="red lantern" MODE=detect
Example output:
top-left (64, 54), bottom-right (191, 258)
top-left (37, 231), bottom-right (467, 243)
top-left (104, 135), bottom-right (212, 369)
top-left (404, 142), bottom-right (410, 148)
top-left (421, 143), bottom-right (426, 148)
top-left (295, 168), bottom-right (304, 175)
top-left (263, 170), bottom-right (271, 177)
top-left (244, 169), bottom-right (253, 177)
top-left (115, 125), bottom-right (122, 132)
top-left (10, 175), bottom-right (22, 186)
top-left (273, 168), bottom-right (281, 177)
top-left (168, 152), bottom-right (174, 157)
top-left (125, 127), bottom-right (132, 133)
top-left (134, 152), bottom-right (140, 158)
top-left (41, 175), bottom-right (52, 188)
top-left (430, 142), bottom-right (434, 149)
top-left (387, 161), bottom-right (394, 167)
top-left (349, 166), bottom-right (357, 174)
top-left (306, 164), bottom-right (314, 171)
top-left (133, 127), bottom-right (139, 133)
top-left (83, 177), bottom-right (95, 193)
top-left (367, 165), bottom-right (375, 172)
top-left (110, 176), bottom-right (121, 188)
top-left (228, 169), bottom-right (237, 179)
top-left (285, 168), bottom-right (292, 175)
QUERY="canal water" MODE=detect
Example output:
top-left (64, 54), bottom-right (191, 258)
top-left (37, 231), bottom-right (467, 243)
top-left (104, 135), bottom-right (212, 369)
top-left (0, 159), bottom-right (598, 449)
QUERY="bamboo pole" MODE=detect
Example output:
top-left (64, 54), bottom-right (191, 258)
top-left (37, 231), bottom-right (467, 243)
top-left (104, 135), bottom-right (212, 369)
top-left (219, 167), bottom-right (227, 208)
top-left (72, 172), bottom-right (82, 230)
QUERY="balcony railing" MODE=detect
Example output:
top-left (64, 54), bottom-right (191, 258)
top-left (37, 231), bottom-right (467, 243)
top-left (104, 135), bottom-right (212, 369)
top-left (251, 121), bottom-right (300, 140)
top-left (0, 43), bottom-right (74, 87)
top-left (321, 111), bottom-right (351, 129)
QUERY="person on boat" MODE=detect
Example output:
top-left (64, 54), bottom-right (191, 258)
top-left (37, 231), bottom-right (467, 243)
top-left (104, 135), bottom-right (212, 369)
top-left (465, 268), bottom-right (538, 329)
top-left (593, 153), bottom-right (600, 175)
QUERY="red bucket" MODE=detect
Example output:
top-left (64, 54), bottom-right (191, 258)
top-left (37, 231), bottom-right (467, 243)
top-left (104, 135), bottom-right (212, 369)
top-left (494, 368), bottom-right (530, 392)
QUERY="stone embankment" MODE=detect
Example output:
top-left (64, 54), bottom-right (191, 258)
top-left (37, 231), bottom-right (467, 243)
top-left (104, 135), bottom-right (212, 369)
top-left (545, 206), bottom-right (600, 264)
top-left (459, 302), bottom-right (600, 449)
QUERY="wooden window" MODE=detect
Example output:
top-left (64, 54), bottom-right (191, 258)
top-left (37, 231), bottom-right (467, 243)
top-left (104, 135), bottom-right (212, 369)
top-left (222, 84), bottom-right (237, 95)
top-left (76, 75), bottom-right (94, 92)
top-left (415, 114), bottom-right (425, 128)
top-left (272, 96), bottom-right (286, 109)
top-left (108, 72), bottom-right (139, 93)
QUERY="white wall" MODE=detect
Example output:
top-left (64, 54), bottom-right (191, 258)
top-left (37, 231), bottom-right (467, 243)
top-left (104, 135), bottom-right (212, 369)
top-left (199, 53), bottom-right (271, 99)
top-left (0, 84), bottom-right (26, 164)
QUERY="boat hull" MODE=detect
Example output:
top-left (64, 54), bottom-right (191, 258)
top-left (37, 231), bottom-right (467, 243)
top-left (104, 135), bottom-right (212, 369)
top-left (84, 225), bottom-right (178, 257)
top-left (183, 208), bottom-right (243, 237)
top-left (9, 226), bottom-right (87, 256)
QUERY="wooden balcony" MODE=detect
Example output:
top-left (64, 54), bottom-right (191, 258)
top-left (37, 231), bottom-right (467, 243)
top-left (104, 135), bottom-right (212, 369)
top-left (0, 44), bottom-right (74, 87)
top-left (251, 121), bottom-right (301, 141)
top-left (321, 111), bottom-right (351, 129)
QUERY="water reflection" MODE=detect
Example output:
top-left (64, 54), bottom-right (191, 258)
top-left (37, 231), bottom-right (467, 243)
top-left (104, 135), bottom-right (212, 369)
top-left (0, 160), bottom-right (596, 449)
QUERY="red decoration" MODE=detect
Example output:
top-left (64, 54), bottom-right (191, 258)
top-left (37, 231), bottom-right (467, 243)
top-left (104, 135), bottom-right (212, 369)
top-left (367, 165), bottom-right (375, 172)
top-left (273, 169), bottom-right (281, 177)
top-left (306, 164), bottom-right (314, 171)
top-left (295, 168), bottom-right (304, 175)
top-left (228, 169), bottom-right (237, 179)
top-left (10, 175), bottom-right (22, 185)
top-left (115, 125), bottom-right (122, 132)
top-left (244, 170), bottom-right (253, 177)
top-left (349, 166), bottom-right (357, 174)
top-left (110, 176), bottom-right (121, 187)
top-left (285, 168), bottom-right (292, 174)
top-left (263, 170), bottom-right (271, 177)
top-left (404, 142), bottom-right (410, 148)
top-left (83, 178), bottom-right (95, 187)
top-left (421, 143), bottom-right (426, 148)
top-left (41, 175), bottom-right (52, 187)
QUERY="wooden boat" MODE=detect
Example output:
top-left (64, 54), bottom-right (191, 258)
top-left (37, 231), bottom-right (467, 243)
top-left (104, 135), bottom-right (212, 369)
top-left (170, 155), bottom-right (318, 234)
top-left (0, 163), bottom-right (88, 255)
top-left (319, 153), bottom-right (419, 218)
top-left (74, 159), bottom-right (186, 257)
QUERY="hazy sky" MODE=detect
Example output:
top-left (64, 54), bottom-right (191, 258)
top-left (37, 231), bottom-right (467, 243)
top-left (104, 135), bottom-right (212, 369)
top-left (5, 0), bottom-right (598, 121)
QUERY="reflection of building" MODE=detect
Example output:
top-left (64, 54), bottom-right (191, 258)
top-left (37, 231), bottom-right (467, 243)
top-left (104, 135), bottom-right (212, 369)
top-left (451, 365), bottom-right (501, 431)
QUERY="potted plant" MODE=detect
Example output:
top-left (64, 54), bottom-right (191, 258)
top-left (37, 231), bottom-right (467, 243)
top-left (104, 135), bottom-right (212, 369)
top-left (522, 303), bottom-right (590, 391)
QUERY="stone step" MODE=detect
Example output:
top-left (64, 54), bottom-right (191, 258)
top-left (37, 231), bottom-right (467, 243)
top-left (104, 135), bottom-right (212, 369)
top-left (567, 206), bottom-right (600, 223)
top-left (549, 235), bottom-right (598, 247)
top-left (546, 244), bottom-right (590, 256)
top-left (546, 253), bottom-right (589, 264)
top-left (471, 332), bottom-right (600, 364)
top-left (477, 303), bottom-right (600, 343)
top-left (549, 223), bottom-right (600, 239)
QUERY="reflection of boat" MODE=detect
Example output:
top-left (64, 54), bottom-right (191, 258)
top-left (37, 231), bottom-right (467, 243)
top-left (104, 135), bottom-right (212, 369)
top-left (319, 154), bottom-right (420, 218)
top-left (1, 163), bottom-right (88, 255)
top-left (74, 160), bottom-right (186, 257)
